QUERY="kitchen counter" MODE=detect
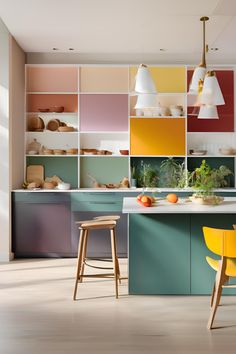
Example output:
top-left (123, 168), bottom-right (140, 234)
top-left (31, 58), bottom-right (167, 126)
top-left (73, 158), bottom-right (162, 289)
top-left (123, 197), bottom-right (236, 214)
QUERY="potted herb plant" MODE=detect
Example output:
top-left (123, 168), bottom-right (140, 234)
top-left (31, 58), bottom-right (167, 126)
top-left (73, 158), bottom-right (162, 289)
top-left (137, 160), bottom-right (158, 188)
top-left (131, 166), bottom-right (137, 188)
top-left (189, 160), bottom-right (232, 205)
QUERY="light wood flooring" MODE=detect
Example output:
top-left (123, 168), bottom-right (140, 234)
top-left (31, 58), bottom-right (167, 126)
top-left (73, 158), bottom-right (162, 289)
top-left (1, 258), bottom-right (236, 354)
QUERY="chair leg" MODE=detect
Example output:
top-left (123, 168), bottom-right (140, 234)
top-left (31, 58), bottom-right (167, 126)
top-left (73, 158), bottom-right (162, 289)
top-left (210, 279), bottom-right (216, 307)
top-left (110, 228), bottom-right (119, 299)
top-left (73, 229), bottom-right (85, 300)
top-left (79, 229), bottom-right (89, 283)
top-left (115, 256), bottom-right (121, 284)
top-left (207, 258), bottom-right (226, 329)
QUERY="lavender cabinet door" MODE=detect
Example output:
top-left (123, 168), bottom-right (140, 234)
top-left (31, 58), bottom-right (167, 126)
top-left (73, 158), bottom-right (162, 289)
top-left (12, 202), bottom-right (71, 257)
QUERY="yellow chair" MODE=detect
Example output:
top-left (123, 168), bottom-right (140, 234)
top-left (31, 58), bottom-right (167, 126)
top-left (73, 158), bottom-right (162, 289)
top-left (203, 226), bottom-right (236, 329)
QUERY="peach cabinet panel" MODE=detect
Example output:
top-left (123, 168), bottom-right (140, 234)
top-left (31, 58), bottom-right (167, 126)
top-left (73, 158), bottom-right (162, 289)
top-left (27, 94), bottom-right (78, 112)
top-left (130, 118), bottom-right (186, 155)
top-left (130, 66), bottom-right (186, 93)
top-left (80, 67), bottom-right (129, 92)
top-left (26, 67), bottom-right (78, 92)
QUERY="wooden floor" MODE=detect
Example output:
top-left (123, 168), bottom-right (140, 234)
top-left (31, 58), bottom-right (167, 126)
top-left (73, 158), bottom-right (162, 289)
top-left (1, 258), bottom-right (236, 354)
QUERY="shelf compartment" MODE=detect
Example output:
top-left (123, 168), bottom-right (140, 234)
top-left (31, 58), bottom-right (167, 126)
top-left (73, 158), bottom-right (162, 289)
top-left (26, 132), bottom-right (79, 151)
top-left (27, 113), bottom-right (78, 130)
top-left (80, 67), bottom-right (129, 92)
top-left (27, 94), bottom-right (78, 113)
top-left (26, 156), bottom-right (78, 188)
top-left (129, 66), bottom-right (186, 93)
top-left (80, 156), bottom-right (129, 188)
top-left (130, 94), bottom-right (186, 117)
top-left (80, 94), bottom-right (128, 131)
top-left (187, 70), bottom-right (234, 132)
top-left (80, 132), bottom-right (129, 155)
top-left (187, 132), bottom-right (236, 156)
top-left (187, 157), bottom-right (235, 188)
top-left (130, 118), bottom-right (185, 156)
top-left (26, 66), bottom-right (78, 92)
top-left (131, 156), bottom-right (185, 188)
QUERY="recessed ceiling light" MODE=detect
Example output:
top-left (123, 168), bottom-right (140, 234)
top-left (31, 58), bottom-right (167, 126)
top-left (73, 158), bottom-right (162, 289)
top-left (210, 47), bottom-right (219, 51)
top-left (159, 48), bottom-right (166, 52)
top-left (52, 47), bottom-right (59, 51)
top-left (69, 48), bottom-right (74, 51)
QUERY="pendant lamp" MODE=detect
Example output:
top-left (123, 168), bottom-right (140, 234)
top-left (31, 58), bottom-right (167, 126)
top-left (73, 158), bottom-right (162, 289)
top-left (134, 94), bottom-right (158, 109)
top-left (189, 17), bottom-right (208, 94)
top-left (198, 105), bottom-right (219, 119)
top-left (134, 64), bottom-right (157, 94)
top-left (189, 17), bottom-right (224, 118)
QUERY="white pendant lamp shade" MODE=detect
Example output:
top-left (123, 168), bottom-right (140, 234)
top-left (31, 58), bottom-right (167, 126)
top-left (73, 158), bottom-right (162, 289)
top-left (199, 72), bottom-right (225, 106)
top-left (198, 105), bottom-right (219, 119)
top-left (189, 66), bottom-right (206, 93)
top-left (135, 64), bottom-right (157, 94)
top-left (134, 94), bottom-right (158, 109)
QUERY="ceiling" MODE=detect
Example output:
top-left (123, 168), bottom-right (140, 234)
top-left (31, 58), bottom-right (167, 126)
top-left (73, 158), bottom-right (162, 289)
top-left (1, 0), bottom-right (236, 63)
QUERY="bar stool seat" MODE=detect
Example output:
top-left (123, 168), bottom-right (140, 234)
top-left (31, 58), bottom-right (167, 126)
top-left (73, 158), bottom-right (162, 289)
top-left (73, 219), bottom-right (121, 300)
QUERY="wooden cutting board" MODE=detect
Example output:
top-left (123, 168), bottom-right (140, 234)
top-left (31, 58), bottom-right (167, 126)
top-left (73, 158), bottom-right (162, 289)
top-left (26, 165), bottom-right (44, 183)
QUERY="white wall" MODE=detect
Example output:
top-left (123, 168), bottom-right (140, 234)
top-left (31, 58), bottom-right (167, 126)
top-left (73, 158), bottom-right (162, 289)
top-left (0, 19), bottom-right (25, 262)
top-left (0, 19), bottom-right (11, 261)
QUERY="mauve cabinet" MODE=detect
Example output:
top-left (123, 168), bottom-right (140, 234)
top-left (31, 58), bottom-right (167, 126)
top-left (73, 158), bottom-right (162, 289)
top-left (12, 193), bottom-right (72, 257)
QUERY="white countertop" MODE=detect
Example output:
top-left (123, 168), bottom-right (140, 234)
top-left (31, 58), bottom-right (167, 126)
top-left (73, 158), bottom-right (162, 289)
top-left (123, 197), bottom-right (236, 214)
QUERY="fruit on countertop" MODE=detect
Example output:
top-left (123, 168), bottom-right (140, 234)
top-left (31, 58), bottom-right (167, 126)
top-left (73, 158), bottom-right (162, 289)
top-left (136, 194), bottom-right (153, 207)
top-left (166, 193), bottom-right (178, 203)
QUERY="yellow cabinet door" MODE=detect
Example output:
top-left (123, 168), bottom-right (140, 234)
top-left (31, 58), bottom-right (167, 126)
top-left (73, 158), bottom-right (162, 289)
top-left (130, 118), bottom-right (186, 156)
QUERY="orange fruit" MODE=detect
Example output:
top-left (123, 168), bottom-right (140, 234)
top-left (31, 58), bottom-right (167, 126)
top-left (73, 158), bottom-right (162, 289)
top-left (140, 195), bottom-right (152, 207)
top-left (167, 193), bottom-right (178, 203)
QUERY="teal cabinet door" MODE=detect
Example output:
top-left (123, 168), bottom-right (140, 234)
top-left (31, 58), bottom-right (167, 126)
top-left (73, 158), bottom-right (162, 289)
top-left (190, 214), bottom-right (236, 295)
top-left (129, 214), bottom-right (190, 295)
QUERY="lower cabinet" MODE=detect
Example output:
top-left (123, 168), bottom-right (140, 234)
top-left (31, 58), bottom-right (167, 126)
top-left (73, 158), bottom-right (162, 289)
top-left (12, 201), bottom-right (71, 257)
top-left (129, 213), bottom-right (236, 295)
top-left (12, 192), bottom-right (129, 258)
top-left (129, 214), bottom-right (191, 295)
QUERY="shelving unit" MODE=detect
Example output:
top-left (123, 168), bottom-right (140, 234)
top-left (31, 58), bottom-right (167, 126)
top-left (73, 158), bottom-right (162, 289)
top-left (24, 64), bottom-right (236, 190)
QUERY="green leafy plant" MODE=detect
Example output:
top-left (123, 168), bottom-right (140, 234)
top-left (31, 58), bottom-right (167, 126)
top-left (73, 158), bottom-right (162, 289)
top-left (138, 160), bottom-right (158, 188)
top-left (190, 160), bottom-right (232, 196)
top-left (160, 158), bottom-right (188, 188)
top-left (131, 165), bottom-right (136, 179)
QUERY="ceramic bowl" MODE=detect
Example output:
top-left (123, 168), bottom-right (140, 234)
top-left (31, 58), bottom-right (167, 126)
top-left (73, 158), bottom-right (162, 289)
top-left (57, 182), bottom-right (71, 190)
top-left (119, 150), bottom-right (129, 155)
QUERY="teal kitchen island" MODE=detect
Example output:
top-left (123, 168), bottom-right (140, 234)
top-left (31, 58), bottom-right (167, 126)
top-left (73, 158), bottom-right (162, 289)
top-left (123, 197), bottom-right (236, 295)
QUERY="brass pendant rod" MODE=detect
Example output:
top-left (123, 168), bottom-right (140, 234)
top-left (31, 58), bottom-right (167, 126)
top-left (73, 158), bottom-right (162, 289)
top-left (199, 16), bottom-right (209, 68)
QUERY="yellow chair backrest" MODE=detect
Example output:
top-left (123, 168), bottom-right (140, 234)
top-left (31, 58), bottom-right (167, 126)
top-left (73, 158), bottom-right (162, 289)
top-left (203, 226), bottom-right (236, 258)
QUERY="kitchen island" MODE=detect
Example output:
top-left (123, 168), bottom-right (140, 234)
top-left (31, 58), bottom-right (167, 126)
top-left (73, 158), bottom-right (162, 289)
top-left (123, 197), bottom-right (236, 295)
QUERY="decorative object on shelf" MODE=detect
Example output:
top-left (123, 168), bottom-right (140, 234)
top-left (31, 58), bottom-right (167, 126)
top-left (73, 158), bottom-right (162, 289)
top-left (80, 148), bottom-right (112, 155)
top-left (66, 148), bottom-right (78, 155)
top-left (38, 108), bottom-right (49, 112)
top-left (50, 106), bottom-right (64, 113)
top-left (26, 165), bottom-right (44, 184)
top-left (189, 149), bottom-right (207, 156)
top-left (188, 17), bottom-right (225, 119)
top-left (42, 147), bottom-right (54, 155)
top-left (47, 119), bottom-right (60, 131)
top-left (170, 105), bottom-right (184, 117)
top-left (27, 138), bottom-right (41, 155)
top-left (57, 182), bottom-right (71, 190)
top-left (53, 149), bottom-right (66, 155)
top-left (131, 166), bottom-right (137, 188)
top-left (160, 106), bottom-right (171, 117)
top-left (119, 150), bottom-right (129, 155)
top-left (160, 158), bottom-right (187, 188)
top-left (219, 148), bottom-right (234, 156)
top-left (189, 160), bottom-right (232, 204)
top-left (45, 175), bottom-right (62, 186)
top-left (43, 182), bottom-right (55, 189)
top-left (28, 115), bottom-right (45, 131)
top-left (87, 174), bottom-right (129, 189)
top-left (58, 126), bottom-right (75, 132)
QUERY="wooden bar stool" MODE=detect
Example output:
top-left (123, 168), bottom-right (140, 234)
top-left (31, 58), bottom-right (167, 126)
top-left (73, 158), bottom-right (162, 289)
top-left (73, 219), bottom-right (120, 300)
